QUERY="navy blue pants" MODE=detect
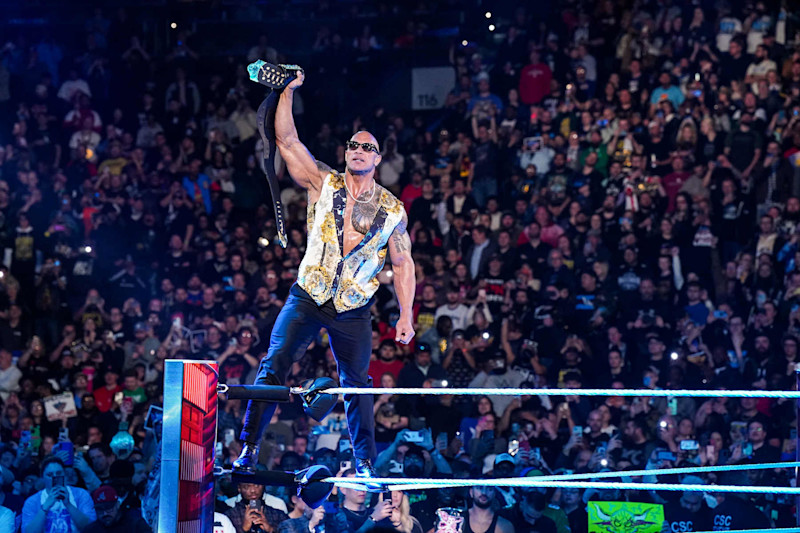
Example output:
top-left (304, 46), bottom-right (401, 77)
top-left (240, 283), bottom-right (376, 460)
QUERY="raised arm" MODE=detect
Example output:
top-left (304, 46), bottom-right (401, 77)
top-left (274, 72), bottom-right (326, 192)
top-left (388, 212), bottom-right (416, 344)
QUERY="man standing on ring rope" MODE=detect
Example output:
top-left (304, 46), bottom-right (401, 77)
top-left (234, 68), bottom-right (416, 490)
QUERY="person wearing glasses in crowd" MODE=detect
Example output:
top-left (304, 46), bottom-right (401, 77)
top-left (233, 69), bottom-right (416, 490)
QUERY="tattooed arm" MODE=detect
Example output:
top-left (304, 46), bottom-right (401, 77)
top-left (388, 211), bottom-right (416, 344)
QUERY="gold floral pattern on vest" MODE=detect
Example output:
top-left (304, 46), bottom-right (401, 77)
top-left (297, 171), bottom-right (404, 312)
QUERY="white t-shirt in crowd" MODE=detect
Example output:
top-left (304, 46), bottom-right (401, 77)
top-left (717, 17), bottom-right (742, 52)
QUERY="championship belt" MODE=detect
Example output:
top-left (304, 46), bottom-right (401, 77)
top-left (246, 61), bottom-right (304, 248)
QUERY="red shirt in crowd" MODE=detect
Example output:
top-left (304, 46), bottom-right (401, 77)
top-left (519, 61), bottom-right (552, 105)
top-left (94, 385), bottom-right (123, 413)
top-left (368, 359), bottom-right (404, 386)
top-left (662, 171), bottom-right (689, 212)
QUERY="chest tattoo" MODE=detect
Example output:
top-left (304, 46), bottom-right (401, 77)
top-left (350, 192), bottom-right (381, 235)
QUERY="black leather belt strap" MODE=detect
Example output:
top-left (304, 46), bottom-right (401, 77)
top-left (247, 61), bottom-right (304, 249)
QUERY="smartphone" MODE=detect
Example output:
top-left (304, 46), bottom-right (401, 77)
top-left (52, 475), bottom-right (65, 487)
top-left (706, 444), bottom-right (714, 457)
top-left (435, 432), bottom-right (448, 453)
top-left (657, 451), bottom-right (676, 462)
top-left (114, 391), bottom-right (124, 405)
top-left (680, 440), bottom-right (699, 451)
top-left (172, 317), bottom-right (182, 328)
top-left (249, 499), bottom-right (259, 509)
top-left (713, 310), bottom-right (728, 319)
top-left (531, 447), bottom-right (541, 462)
top-left (405, 431), bottom-right (424, 443)
top-left (572, 426), bottom-right (583, 437)
top-left (742, 442), bottom-right (753, 457)
top-left (596, 443), bottom-right (607, 458)
top-left (508, 439), bottom-right (520, 456)
top-left (692, 89), bottom-right (702, 97)
top-left (668, 397), bottom-right (678, 416)
top-left (123, 397), bottom-right (134, 411)
top-left (224, 428), bottom-right (235, 447)
top-left (340, 460), bottom-right (352, 471)
top-left (56, 441), bottom-right (74, 466)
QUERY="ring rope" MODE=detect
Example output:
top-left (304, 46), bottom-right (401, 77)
top-left (324, 387), bottom-right (800, 398)
top-left (329, 478), bottom-right (800, 495)
top-left (376, 462), bottom-right (800, 492)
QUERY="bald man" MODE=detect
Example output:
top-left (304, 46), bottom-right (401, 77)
top-left (234, 70), bottom-right (416, 489)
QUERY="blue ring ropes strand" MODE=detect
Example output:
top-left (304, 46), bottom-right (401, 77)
top-left (330, 478), bottom-right (800, 495)
top-left (329, 461), bottom-right (800, 493)
top-left (322, 387), bottom-right (800, 398)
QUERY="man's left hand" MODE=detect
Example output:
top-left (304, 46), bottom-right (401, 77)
top-left (395, 317), bottom-right (415, 344)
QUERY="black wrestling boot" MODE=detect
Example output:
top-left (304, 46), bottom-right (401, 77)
top-left (354, 458), bottom-right (385, 493)
top-left (232, 442), bottom-right (260, 474)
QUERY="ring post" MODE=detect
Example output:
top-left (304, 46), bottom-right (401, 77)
top-left (796, 368), bottom-right (799, 527)
top-left (158, 360), bottom-right (219, 533)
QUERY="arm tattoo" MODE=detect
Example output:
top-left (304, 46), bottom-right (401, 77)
top-left (391, 214), bottom-right (411, 253)
top-left (351, 192), bottom-right (380, 234)
top-left (316, 160), bottom-right (332, 174)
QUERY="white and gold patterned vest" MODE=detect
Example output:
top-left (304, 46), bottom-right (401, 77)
top-left (297, 171), bottom-right (405, 312)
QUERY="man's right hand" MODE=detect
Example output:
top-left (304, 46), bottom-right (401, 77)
top-left (243, 508), bottom-right (261, 531)
top-left (371, 496), bottom-right (393, 522)
top-left (43, 486), bottom-right (66, 511)
top-left (287, 70), bottom-right (305, 91)
top-left (309, 506), bottom-right (325, 528)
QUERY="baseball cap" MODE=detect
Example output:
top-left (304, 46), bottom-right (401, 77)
top-left (92, 485), bottom-right (118, 509)
top-left (494, 453), bottom-right (516, 466)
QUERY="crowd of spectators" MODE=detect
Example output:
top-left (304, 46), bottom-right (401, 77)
top-left (2, 0), bottom-right (800, 532)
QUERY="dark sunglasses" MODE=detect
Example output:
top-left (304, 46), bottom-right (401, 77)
top-left (345, 140), bottom-right (379, 154)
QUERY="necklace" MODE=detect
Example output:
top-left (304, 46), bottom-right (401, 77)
top-left (344, 176), bottom-right (377, 203)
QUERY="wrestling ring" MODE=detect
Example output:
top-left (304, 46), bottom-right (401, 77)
top-left (157, 360), bottom-right (800, 533)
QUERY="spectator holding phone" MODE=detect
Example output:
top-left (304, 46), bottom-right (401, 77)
top-left (21, 456), bottom-right (96, 533)
top-left (224, 480), bottom-right (288, 532)
top-left (332, 470), bottom-right (393, 532)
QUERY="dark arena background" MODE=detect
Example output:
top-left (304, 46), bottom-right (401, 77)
top-left (3, 0), bottom-right (800, 532)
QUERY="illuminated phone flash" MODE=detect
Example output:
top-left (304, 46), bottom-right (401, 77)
top-left (670, 352), bottom-right (679, 361)
top-left (482, 332), bottom-right (490, 340)
top-left (386, 270), bottom-right (393, 278)
top-left (485, 11), bottom-right (492, 18)
top-left (258, 237), bottom-right (270, 247)
top-left (83, 245), bottom-right (93, 254)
